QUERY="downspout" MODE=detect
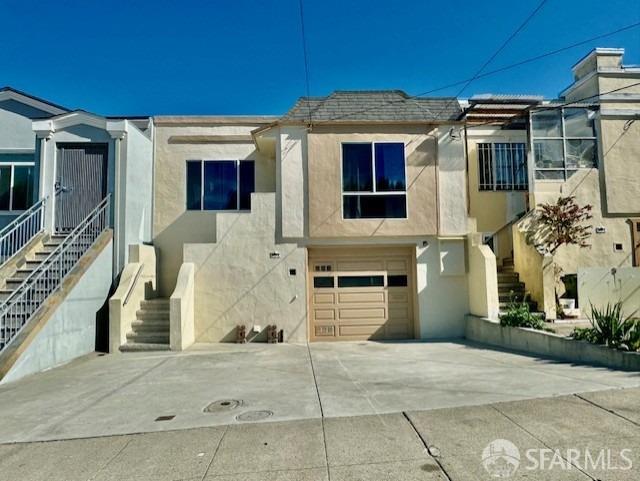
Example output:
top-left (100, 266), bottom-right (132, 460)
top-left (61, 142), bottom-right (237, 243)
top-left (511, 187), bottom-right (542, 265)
top-left (113, 135), bottom-right (121, 277)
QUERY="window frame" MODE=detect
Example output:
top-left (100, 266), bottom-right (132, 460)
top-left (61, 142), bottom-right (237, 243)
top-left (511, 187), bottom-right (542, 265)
top-left (0, 160), bottom-right (36, 213)
top-left (185, 159), bottom-right (255, 212)
top-left (340, 141), bottom-right (409, 220)
top-left (477, 142), bottom-right (528, 192)
top-left (530, 107), bottom-right (598, 182)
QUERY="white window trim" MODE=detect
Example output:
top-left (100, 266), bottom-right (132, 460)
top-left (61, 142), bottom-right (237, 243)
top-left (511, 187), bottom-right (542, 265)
top-left (477, 142), bottom-right (528, 192)
top-left (186, 159), bottom-right (254, 212)
top-left (531, 108), bottom-right (598, 182)
top-left (0, 161), bottom-right (36, 212)
top-left (340, 141), bottom-right (409, 220)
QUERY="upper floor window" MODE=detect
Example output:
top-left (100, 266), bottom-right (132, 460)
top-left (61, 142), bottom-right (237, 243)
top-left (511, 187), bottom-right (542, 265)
top-left (478, 143), bottom-right (527, 191)
top-left (531, 108), bottom-right (597, 181)
top-left (342, 142), bottom-right (407, 219)
top-left (186, 160), bottom-right (255, 211)
top-left (0, 154), bottom-right (35, 211)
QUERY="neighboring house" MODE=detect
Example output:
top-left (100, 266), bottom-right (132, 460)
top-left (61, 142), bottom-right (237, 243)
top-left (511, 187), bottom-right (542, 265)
top-left (0, 88), bottom-right (153, 382)
top-left (0, 87), bottom-right (68, 229)
top-left (462, 48), bottom-right (640, 318)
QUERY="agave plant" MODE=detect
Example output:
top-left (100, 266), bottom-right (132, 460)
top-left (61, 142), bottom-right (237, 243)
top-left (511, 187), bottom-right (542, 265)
top-left (588, 302), bottom-right (639, 350)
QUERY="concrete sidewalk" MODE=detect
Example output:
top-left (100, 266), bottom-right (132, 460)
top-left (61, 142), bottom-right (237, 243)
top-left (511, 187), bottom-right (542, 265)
top-left (0, 388), bottom-right (638, 480)
top-left (0, 341), bottom-right (638, 443)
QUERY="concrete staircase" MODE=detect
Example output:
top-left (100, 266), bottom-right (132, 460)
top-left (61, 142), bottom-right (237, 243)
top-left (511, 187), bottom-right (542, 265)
top-left (0, 234), bottom-right (69, 303)
top-left (497, 257), bottom-right (540, 314)
top-left (120, 298), bottom-right (170, 351)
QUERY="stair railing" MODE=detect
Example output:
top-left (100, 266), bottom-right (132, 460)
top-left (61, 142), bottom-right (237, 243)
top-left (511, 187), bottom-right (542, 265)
top-left (0, 197), bottom-right (47, 268)
top-left (0, 194), bottom-right (111, 351)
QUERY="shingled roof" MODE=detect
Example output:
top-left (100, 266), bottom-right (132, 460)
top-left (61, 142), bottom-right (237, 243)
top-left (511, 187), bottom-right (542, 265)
top-left (281, 90), bottom-right (461, 123)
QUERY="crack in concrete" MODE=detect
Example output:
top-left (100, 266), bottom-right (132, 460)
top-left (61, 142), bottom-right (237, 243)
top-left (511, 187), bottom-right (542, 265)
top-left (401, 412), bottom-right (453, 481)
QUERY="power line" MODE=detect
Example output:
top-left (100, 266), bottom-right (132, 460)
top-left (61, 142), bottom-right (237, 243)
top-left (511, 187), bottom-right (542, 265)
top-left (298, 0), bottom-right (313, 124)
top-left (465, 81), bottom-right (640, 129)
top-left (432, 0), bottom-right (548, 120)
top-left (310, 21), bottom-right (640, 124)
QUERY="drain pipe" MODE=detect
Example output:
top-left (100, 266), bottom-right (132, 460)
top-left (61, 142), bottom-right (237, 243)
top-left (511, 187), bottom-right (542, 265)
top-left (108, 121), bottom-right (127, 278)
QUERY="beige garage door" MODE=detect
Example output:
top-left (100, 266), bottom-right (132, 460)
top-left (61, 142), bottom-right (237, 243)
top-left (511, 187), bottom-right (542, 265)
top-left (309, 247), bottom-right (415, 341)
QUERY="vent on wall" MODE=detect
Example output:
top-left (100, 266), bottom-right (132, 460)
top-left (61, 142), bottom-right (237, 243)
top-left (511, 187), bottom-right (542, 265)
top-left (614, 243), bottom-right (624, 252)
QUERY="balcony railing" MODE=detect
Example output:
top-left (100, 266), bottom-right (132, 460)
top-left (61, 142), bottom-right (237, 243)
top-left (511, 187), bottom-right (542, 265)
top-left (0, 195), bottom-right (111, 351)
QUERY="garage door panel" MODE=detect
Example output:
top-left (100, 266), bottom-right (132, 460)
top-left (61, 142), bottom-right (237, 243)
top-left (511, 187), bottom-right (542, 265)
top-left (314, 309), bottom-right (335, 320)
top-left (388, 291), bottom-right (409, 303)
top-left (337, 260), bottom-right (384, 271)
top-left (338, 291), bottom-right (385, 304)
top-left (338, 307), bottom-right (386, 320)
top-left (339, 325), bottom-right (386, 337)
top-left (313, 293), bottom-right (335, 304)
top-left (309, 248), bottom-right (414, 342)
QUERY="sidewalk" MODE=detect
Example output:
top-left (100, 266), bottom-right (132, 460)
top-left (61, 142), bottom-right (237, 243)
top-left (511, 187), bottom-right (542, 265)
top-left (0, 387), bottom-right (638, 480)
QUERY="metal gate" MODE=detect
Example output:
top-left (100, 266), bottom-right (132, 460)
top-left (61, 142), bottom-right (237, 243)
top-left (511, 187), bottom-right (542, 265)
top-left (55, 143), bottom-right (108, 234)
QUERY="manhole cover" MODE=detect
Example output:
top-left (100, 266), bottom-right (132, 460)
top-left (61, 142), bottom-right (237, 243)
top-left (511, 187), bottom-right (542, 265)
top-left (235, 410), bottom-right (273, 422)
top-left (204, 399), bottom-right (242, 413)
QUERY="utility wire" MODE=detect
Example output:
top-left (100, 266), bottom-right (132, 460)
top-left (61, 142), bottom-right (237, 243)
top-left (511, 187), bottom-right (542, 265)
top-left (464, 81), bottom-right (640, 130)
top-left (298, 0), bottom-right (313, 124)
top-left (432, 0), bottom-right (549, 120)
top-left (309, 21), bottom-right (640, 124)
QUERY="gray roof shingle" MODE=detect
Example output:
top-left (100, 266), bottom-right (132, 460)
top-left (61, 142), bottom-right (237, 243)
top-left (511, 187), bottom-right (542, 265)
top-left (282, 90), bottom-right (461, 123)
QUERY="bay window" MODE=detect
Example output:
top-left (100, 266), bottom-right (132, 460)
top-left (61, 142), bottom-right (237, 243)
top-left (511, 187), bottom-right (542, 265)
top-left (531, 108), bottom-right (597, 181)
top-left (342, 142), bottom-right (407, 219)
top-left (186, 160), bottom-right (255, 211)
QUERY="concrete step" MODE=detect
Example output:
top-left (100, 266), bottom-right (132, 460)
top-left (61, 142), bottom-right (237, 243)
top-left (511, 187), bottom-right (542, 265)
top-left (497, 273), bottom-right (519, 282)
top-left (498, 282), bottom-right (525, 291)
top-left (11, 268), bottom-right (37, 281)
top-left (502, 258), bottom-right (514, 266)
top-left (499, 300), bottom-right (538, 310)
top-left (136, 309), bottom-right (169, 321)
top-left (119, 342), bottom-right (170, 352)
top-left (126, 331), bottom-right (169, 344)
top-left (131, 319), bottom-right (169, 331)
top-left (140, 299), bottom-right (170, 310)
top-left (499, 292), bottom-right (528, 303)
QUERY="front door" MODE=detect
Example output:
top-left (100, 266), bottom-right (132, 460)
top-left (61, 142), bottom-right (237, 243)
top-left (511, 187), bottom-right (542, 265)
top-left (55, 143), bottom-right (108, 233)
top-left (632, 219), bottom-right (640, 267)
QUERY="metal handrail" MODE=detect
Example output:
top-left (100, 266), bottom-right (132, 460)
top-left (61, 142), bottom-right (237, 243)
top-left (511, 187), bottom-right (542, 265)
top-left (0, 194), bottom-right (111, 350)
top-left (0, 197), bottom-right (47, 267)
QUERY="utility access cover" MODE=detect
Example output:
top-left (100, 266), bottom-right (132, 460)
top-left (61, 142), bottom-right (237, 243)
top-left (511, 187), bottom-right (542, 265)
top-left (235, 410), bottom-right (274, 422)
top-left (203, 399), bottom-right (242, 413)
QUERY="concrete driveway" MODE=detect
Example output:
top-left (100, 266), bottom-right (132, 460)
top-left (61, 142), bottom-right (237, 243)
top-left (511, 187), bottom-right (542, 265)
top-left (0, 340), bottom-right (638, 443)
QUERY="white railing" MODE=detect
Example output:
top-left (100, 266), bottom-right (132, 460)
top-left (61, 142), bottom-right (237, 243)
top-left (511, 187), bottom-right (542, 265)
top-left (0, 197), bottom-right (46, 268)
top-left (0, 195), bottom-right (111, 351)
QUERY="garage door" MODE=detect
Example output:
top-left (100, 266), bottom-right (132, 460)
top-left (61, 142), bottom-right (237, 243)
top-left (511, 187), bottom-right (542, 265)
top-left (309, 248), bottom-right (415, 341)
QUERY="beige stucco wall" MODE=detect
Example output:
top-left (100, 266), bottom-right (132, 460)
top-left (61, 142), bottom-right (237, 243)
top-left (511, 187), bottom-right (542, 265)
top-left (599, 118), bottom-right (640, 215)
top-left (467, 234), bottom-right (499, 319)
top-left (578, 267), bottom-right (640, 317)
top-left (532, 169), bottom-right (633, 274)
top-left (183, 193), bottom-right (307, 343)
top-left (152, 121), bottom-right (276, 295)
top-left (306, 124), bottom-right (439, 238)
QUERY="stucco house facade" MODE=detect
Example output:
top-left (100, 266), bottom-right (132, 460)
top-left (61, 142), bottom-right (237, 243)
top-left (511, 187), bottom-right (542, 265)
top-left (463, 48), bottom-right (640, 319)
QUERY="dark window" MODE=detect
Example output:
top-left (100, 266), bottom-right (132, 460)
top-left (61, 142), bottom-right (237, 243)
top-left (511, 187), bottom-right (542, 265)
top-left (343, 194), bottom-right (406, 219)
top-left (204, 161), bottom-right (237, 210)
top-left (374, 143), bottom-right (405, 191)
top-left (313, 276), bottom-right (334, 288)
top-left (342, 144), bottom-right (373, 192)
top-left (387, 275), bottom-right (408, 287)
top-left (342, 142), bottom-right (407, 219)
top-left (186, 160), bottom-right (255, 211)
top-left (338, 275), bottom-right (384, 288)
top-left (186, 161), bottom-right (202, 210)
top-left (478, 143), bottom-right (527, 191)
top-left (12, 166), bottom-right (34, 210)
top-left (239, 161), bottom-right (255, 210)
top-left (0, 166), bottom-right (11, 210)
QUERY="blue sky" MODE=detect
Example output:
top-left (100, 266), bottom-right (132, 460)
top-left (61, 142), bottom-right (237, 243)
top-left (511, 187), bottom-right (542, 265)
top-left (1, 0), bottom-right (638, 116)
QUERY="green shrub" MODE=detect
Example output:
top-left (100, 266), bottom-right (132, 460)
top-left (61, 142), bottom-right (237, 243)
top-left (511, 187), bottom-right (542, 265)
top-left (500, 297), bottom-right (545, 330)
top-left (573, 302), bottom-right (640, 352)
